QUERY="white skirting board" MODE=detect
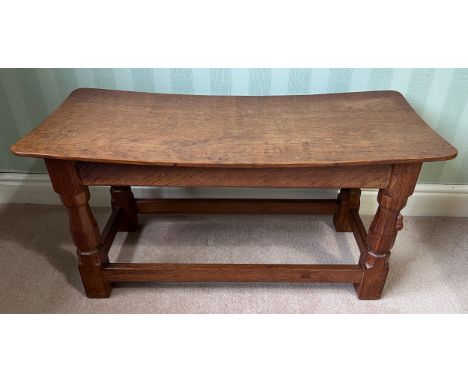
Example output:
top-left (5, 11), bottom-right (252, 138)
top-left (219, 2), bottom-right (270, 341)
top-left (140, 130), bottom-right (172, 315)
top-left (1, 173), bottom-right (468, 217)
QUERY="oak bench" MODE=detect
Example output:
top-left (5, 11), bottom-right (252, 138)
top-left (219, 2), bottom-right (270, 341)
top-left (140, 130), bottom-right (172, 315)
top-left (11, 88), bottom-right (457, 299)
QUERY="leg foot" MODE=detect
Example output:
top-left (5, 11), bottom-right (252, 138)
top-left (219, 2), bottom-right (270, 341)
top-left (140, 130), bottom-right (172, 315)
top-left (78, 250), bottom-right (112, 298)
top-left (355, 252), bottom-right (389, 300)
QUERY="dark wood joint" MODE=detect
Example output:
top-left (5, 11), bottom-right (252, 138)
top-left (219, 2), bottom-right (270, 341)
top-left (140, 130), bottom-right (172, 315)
top-left (110, 186), bottom-right (138, 231)
top-left (333, 188), bottom-right (361, 232)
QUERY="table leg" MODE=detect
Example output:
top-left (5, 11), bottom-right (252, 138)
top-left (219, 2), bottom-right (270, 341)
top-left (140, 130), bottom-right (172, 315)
top-left (45, 159), bottom-right (112, 298)
top-left (333, 188), bottom-right (361, 232)
top-left (355, 163), bottom-right (421, 300)
top-left (110, 186), bottom-right (138, 231)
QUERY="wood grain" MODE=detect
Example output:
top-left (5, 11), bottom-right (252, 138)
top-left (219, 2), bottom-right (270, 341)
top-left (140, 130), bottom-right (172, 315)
top-left (77, 162), bottom-right (392, 188)
top-left (103, 263), bottom-right (364, 283)
top-left (11, 88), bottom-right (457, 167)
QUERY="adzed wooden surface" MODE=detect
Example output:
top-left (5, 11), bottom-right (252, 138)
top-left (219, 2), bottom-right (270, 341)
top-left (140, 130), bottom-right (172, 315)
top-left (11, 88), bottom-right (456, 167)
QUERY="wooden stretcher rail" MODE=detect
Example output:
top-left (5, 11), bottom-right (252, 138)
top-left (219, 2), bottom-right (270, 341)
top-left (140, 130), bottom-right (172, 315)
top-left (100, 207), bottom-right (122, 255)
top-left (103, 263), bottom-right (364, 283)
top-left (135, 198), bottom-right (338, 214)
top-left (349, 208), bottom-right (368, 255)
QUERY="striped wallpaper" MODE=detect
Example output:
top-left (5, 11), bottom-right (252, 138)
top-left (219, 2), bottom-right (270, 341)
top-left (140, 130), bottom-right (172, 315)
top-left (0, 68), bottom-right (467, 184)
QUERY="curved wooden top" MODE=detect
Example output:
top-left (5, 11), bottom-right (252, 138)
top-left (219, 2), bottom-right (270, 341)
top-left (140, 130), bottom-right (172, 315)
top-left (11, 88), bottom-right (457, 168)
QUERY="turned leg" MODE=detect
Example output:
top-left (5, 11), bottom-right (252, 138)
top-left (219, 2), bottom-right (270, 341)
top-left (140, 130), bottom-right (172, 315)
top-left (333, 188), bottom-right (361, 232)
top-left (46, 159), bottom-right (112, 298)
top-left (355, 163), bottom-right (421, 300)
top-left (110, 186), bottom-right (138, 231)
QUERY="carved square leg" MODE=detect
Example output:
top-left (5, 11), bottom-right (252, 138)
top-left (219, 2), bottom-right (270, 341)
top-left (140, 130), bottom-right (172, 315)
top-left (355, 163), bottom-right (421, 300)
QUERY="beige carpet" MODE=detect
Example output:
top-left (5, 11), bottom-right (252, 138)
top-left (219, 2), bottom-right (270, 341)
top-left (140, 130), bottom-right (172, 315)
top-left (0, 203), bottom-right (467, 313)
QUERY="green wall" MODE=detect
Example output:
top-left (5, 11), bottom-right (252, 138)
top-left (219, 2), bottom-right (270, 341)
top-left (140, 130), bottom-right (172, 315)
top-left (1, 68), bottom-right (467, 184)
